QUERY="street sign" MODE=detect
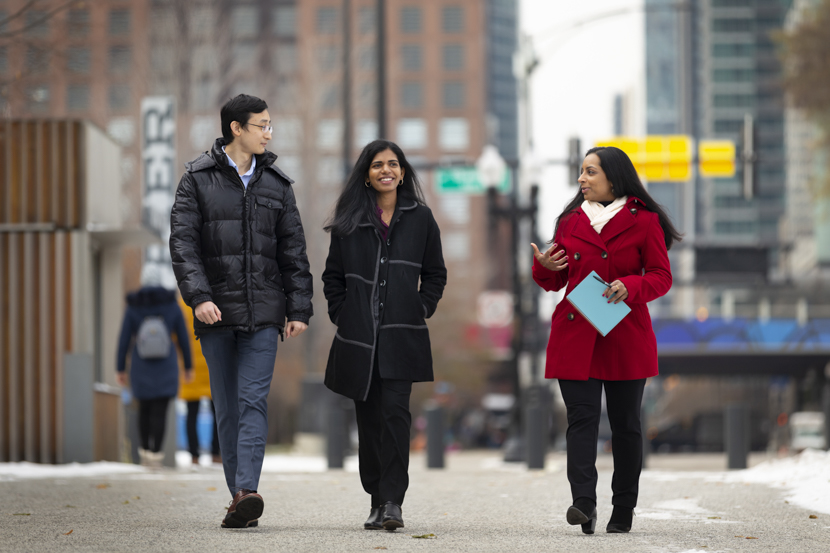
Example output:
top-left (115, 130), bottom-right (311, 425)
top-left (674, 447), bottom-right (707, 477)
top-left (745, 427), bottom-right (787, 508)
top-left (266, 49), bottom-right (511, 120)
top-left (477, 290), bottom-right (514, 328)
top-left (435, 167), bottom-right (511, 195)
top-left (699, 140), bottom-right (736, 178)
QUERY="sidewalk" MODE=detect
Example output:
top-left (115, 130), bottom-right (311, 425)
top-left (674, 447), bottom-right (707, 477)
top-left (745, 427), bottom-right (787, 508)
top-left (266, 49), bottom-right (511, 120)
top-left (2, 450), bottom-right (829, 552)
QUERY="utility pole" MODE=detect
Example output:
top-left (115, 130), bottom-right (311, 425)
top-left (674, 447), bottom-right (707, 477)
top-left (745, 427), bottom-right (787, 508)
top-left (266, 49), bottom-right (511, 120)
top-left (342, 0), bottom-right (352, 176)
top-left (376, 0), bottom-right (387, 138)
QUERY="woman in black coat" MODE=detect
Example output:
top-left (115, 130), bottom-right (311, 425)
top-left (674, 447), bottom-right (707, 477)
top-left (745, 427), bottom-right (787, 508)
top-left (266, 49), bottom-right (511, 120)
top-left (322, 139), bottom-right (447, 531)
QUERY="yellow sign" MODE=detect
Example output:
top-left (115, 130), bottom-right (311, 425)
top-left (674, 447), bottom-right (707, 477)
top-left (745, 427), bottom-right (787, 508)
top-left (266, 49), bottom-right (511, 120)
top-left (595, 135), bottom-right (693, 182)
top-left (594, 136), bottom-right (737, 180)
top-left (698, 140), bottom-right (736, 178)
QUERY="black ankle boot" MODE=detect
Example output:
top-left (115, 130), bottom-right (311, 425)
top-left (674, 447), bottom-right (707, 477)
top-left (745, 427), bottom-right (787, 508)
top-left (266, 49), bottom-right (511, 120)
top-left (606, 506), bottom-right (633, 533)
top-left (566, 498), bottom-right (597, 534)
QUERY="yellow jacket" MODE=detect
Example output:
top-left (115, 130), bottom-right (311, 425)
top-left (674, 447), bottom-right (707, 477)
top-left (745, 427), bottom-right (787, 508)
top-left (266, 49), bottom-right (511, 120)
top-left (178, 297), bottom-right (212, 401)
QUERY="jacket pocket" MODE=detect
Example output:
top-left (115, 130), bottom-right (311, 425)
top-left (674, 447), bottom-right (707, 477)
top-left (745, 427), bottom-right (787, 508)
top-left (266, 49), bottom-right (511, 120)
top-left (254, 196), bottom-right (284, 236)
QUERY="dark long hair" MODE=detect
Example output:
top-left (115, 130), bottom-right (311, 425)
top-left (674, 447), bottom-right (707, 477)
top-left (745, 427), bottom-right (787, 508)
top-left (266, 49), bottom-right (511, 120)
top-left (324, 139), bottom-right (426, 236)
top-left (552, 146), bottom-right (683, 250)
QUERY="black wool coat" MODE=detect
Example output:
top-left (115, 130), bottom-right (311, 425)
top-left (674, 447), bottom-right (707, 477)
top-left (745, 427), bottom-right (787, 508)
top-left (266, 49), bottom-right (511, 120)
top-left (169, 138), bottom-right (313, 336)
top-left (322, 200), bottom-right (447, 401)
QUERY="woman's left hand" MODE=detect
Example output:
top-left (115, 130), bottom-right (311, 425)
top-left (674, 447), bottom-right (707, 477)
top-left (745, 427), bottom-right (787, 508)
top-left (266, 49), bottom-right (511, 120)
top-left (604, 280), bottom-right (629, 304)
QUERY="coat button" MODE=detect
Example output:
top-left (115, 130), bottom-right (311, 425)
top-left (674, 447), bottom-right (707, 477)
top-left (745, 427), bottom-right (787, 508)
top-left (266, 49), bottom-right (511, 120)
top-left (601, 251), bottom-right (608, 259)
top-left (268, 201), bottom-right (272, 208)
top-left (380, 280), bottom-right (386, 287)
top-left (379, 303), bottom-right (384, 310)
top-left (567, 313), bottom-right (575, 321)
top-left (630, 208), bottom-right (637, 214)
top-left (574, 252), bottom-right (580, 261)
top-left (380, 257), bottom-right (387, 264)
top-left (386, 239), bottom-right (391, 246)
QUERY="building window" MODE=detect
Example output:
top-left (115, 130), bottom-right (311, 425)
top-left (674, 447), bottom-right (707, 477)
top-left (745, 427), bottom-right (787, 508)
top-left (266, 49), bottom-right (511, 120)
top-left (192, 45), bottom-right (218, 76)
top-left (274, 117), bottom-right (302, 151)
top-left (358, 45), bottom-right (376, 70)
top-left (232, 6), bottom-right (259, 38)
top-left (397, 118), bottom-right (427, 149)
top-left (712, 43), bottom-right (754, 57)
top-left (401, 45), bottom-right (422, 71)
top-left (231, 42), bottom-right (256, 72)
top-left (318, 45), bottom-right (341, 72)
top-left (320, 83), bottom-right (341, 111)
top-left (109, 46), bottom-right (131, 75)
top-left (400, 82), bottom-right (422, 109)
top-left (317, 119), bottom-right (343, 150)
top-left (711, 18), bottom-right (752, 33)
top-left (26, 85), bottom-right (50, 112)
top-left (26, 47), bottom-right (50, 73)
top-left (191, 78), bottom-right (216, 111)
top-left (151, 46), bottom-right (174, 74)
top-left (273, 6), bottom-right (297, 38)
top-left (356, 119), bottom-right (378, 145)
top-left (711, 0), bottom-right (751, 6)
top-left (190, 7), bottom-right (216, 39)
top-left (317, 7), bottom-right (340, 34)
top-left (67, 9), bottom-right (89, 37)
top-left (109, 84), bottom-right (131, 111)
top-left (443, 82), bottom-right (465, 108)
top-left (0, 47), bottom-right (6, 73)
top-left (109, 9), bottom-right (130, 36)
top-left (357, 82), bottom-right (377, 109)
top-left (0, 10), bottom-right (6, 34)
top-left (442, 6), bottom-right (464, 33)
top-left (713, 68), bottom-right (754, 82)
top-left (277, 81), bottom-right (298, 109)
top-left (66, 84), bottom-right (89, 111)
top-left (443, 44), bottom-right (464, 70)
top-left (400, 7), bottom-right (422, 33)
top-left (713, 119), bottom-right (744, 133)
top-left (67, 47), bottom-right (90, 73)
top-left (713, 94), bottom-right (754, 108)
top-left (439, 118), bottom-right (469, 150)
top-left (359, 6), bottom-right (376, 34)
top-left (273, 44), bottom-right (298, 75)
top-left (25, 11), bottom-right (49, 37)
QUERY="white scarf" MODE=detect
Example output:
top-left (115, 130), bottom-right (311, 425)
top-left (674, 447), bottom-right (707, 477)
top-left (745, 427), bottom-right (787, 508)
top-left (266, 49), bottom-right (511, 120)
top-left (581, 196), bottom-right (628, 234)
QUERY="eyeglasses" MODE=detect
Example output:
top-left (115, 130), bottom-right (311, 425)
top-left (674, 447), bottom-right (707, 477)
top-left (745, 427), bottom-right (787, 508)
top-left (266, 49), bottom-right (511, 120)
top-left (247, 123), bottom-right (272, 134)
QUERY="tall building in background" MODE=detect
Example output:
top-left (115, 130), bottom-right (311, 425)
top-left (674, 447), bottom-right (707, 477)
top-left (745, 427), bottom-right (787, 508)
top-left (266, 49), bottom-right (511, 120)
top-left (643, 0), bottom-right (819, 321)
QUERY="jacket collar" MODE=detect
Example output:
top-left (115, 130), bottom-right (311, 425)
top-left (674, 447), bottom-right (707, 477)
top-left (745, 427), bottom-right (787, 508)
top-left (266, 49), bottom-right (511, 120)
top-left (357, 199), bottom-right (418, 228)
top-left (185, 137), bottom-right (280, 176)
top-left (571, 196), bottom-right (643, 248)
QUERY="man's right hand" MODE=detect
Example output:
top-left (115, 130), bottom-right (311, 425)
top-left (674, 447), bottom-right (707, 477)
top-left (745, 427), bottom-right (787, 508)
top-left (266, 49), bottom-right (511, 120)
top-left (195, 301), bottom-right (222, 325)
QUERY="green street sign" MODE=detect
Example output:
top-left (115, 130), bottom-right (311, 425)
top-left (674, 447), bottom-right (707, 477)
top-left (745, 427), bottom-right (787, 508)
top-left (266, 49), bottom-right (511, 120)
top-left (435, 167), bottom-right (511, 195)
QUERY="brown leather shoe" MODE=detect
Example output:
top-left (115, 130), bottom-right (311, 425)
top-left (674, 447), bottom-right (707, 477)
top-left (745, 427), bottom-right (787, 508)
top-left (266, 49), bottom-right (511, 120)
top-left (221, 490), bottom-right (264, 529)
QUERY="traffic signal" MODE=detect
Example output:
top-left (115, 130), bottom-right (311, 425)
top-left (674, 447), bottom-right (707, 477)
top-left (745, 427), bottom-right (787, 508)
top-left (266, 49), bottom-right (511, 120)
top-left (568, 137), bottom-right (581, 184)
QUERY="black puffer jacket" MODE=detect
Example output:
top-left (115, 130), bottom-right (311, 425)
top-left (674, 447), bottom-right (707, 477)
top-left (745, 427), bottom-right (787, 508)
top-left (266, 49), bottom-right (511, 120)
top-left (169, 138), bottom-right (313, 336)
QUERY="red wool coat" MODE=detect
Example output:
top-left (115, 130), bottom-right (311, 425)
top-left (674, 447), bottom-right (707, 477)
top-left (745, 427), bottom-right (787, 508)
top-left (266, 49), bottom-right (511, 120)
top-left (532, 197), bottom-right (672, 381)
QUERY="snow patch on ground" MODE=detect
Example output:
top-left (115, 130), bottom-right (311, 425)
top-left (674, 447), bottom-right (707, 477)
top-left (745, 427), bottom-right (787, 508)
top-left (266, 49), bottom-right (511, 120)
top-left (0, 461), bottom-right (145, 481)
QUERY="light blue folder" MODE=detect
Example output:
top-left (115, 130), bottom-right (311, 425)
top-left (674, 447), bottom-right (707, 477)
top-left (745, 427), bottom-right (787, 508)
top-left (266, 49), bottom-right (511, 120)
top-left (566, 271), bottom-right (631, 337)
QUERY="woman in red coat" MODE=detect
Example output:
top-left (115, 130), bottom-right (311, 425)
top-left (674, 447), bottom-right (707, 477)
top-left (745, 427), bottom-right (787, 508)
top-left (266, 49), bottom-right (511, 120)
top-left (531, 146), bottom-right (681, 535)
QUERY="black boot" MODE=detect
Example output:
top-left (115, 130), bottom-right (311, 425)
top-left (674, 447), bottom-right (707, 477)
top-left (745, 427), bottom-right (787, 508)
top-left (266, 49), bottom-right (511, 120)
top-left (566, 497), bottom-right (597, 535)
top-left (606, 506), bottom-right (633, 533)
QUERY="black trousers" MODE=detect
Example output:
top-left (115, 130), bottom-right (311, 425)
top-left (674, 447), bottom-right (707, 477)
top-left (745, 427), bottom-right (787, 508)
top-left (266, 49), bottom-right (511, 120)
top-left (353, 357), bottom-right (413, 508)
top-left (558, 378), bottom-right (646, 509)
top-left (138, 397), bottom-right (172, 453)
top-left (186, 400), bottom-right (220, 458)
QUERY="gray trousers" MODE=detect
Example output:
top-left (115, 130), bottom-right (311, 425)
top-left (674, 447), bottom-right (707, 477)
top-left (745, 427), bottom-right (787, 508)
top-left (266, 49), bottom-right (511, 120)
top-left (200, 327), bottom-right (279, 497)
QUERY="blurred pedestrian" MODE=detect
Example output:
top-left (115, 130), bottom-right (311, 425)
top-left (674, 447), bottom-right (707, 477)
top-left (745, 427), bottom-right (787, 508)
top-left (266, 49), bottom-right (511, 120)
top-left (170, 94), bottom-right (313, 529)
top-left (322, 139), bottom-right (447, 531)
top-left (531, 146), bottom-right (681, 534)
top-left (117, 286), bottom-right (193, 469)
top-left (177, 296), bottom-right (220, 467)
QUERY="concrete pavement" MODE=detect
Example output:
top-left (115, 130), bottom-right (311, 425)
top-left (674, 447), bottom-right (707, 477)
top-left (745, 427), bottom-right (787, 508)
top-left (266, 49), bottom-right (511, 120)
top-left (2, 451), bottom-right (829, 552)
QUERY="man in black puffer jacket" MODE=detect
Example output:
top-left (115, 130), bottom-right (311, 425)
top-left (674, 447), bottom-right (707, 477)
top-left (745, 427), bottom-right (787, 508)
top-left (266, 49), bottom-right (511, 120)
top-left (170, 94), bottom-right (313, 529)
